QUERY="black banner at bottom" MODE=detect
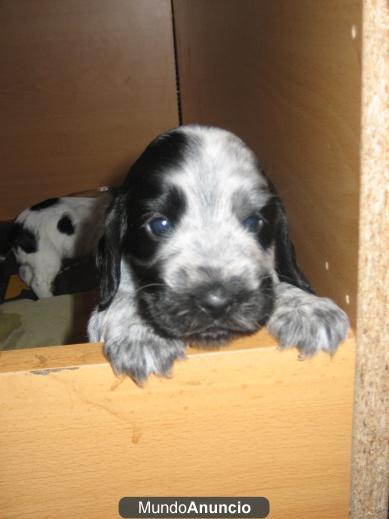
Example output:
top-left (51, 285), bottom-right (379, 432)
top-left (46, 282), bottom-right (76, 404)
top-left (119, 497), bottom-right (269, 518)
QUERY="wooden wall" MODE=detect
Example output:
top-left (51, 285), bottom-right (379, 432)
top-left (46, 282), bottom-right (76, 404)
top-left (0, 0), bottom-right (361, 322)
top-left (351, 0), bottom-right (389, 517)
top-left (0, 0), bottom-right (178, 220)
top-left (173, 0), bottom-right (362, 324)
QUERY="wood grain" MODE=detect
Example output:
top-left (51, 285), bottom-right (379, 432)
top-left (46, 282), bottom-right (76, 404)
top-left (0, 0), bottom-right (178, 219)
top-left (174, 0), bottom-right (361, 325)
top-left (0, 336), bottom-right (355, 519)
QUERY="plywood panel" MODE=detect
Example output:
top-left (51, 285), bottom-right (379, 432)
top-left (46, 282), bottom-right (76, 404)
top-left (351, 1), bottom-right (389, 517)
top-left (174, 0), bottom-right (361, 324)
top-left (0, 0), bottom-right (178, 219)
top-left (0, 332), bottom-right (355, 519)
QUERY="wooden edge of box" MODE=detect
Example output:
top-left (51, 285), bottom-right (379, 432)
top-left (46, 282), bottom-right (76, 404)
top-left (0, 329), bottom-right (277, 374)
top-left (0, 328), bottom-right (354, 375)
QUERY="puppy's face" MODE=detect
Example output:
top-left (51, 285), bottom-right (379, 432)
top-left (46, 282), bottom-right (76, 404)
top-left (114, 126), bottom-right (280, 346)
top-left (100, 126), bottom-right (311, 347)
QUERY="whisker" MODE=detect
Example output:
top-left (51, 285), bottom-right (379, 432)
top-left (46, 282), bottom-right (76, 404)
top-left (134, 282), bottom-right (165, 296)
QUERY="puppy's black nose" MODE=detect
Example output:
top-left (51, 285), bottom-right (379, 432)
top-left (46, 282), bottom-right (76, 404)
top-left (197, 287), bottom-right (232, 316)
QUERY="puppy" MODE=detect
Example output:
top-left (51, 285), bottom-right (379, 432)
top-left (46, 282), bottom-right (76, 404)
top-left (88, 125), bottom-right (349, 382)
top-left (12, 193), bottom-right (111, 298)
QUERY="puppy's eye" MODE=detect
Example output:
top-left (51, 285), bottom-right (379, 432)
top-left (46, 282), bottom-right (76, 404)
top-left (147, 216), bottom-right (172, 237)
top-left (243, 215), bottom-right (264, 233)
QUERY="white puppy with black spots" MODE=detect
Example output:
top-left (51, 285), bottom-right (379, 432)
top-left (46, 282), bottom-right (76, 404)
top-left (88, 125), bottom-right (349, 383)
top-left (12, 194), bottom-right (110, 298)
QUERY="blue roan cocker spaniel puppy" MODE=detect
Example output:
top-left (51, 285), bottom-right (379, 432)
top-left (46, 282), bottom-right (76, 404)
top-left (88, 125), bottom-right (349, 383)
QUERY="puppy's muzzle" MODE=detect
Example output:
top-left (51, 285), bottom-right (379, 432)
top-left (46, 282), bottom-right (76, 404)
top-left (141, 274), bottom-right (275, 346)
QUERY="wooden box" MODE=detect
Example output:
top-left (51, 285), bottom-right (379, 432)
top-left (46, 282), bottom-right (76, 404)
top-left (1, 1), bottom-right (387, 518)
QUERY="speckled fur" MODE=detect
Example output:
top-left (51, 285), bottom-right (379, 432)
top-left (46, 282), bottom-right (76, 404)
top-left (88, 125), bottom-right (349, 382)
top-left (88, 261), bottom-right (186, 383)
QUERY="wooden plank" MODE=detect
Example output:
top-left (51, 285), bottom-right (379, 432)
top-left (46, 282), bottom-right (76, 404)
top-left (350, 1), bottom-right (389, 517)
top-left (174, 0), bottom-right (361, 325)
top-left (0, 0), bottom-right (178, 219)
top-left (0, 328), bottom-right (278, 373)
top-left (0, 337), bottom-right (355, 519)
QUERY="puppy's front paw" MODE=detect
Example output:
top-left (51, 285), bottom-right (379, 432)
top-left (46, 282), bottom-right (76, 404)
top-left (267, 283), bottom-right (349, 357)
top-left (104, 327), bottom-right (186, 384)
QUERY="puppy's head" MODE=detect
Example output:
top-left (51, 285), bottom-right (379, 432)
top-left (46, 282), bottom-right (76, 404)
top-left (98, 126), bottom-right (312, 346)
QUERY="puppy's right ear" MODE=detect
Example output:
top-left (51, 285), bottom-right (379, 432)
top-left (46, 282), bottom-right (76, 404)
top-left (273, 197), bottom-right (314, 294)
top-left (97, 193), bottom-right (126, 310)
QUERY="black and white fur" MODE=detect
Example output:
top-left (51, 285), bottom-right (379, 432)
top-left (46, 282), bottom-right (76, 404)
top-left (12, 195), bottom-right (110, 298)
top-left (88, 125), bottom-right (349, 382)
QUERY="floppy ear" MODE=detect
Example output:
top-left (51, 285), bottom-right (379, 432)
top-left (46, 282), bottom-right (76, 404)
top-left (273, 198), bottom-right (315, 294)
top-left (97, 193), bottom-right (126, 309)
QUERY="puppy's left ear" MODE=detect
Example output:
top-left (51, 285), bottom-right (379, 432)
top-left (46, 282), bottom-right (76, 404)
top-left (97, 192), bottom-right (127, 309)
top-left (273, 198), bottom-right (314, 294)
